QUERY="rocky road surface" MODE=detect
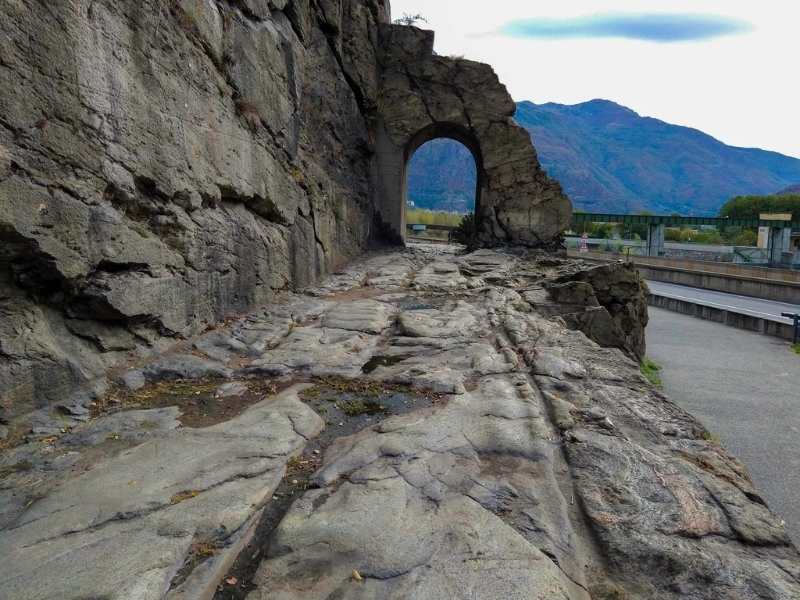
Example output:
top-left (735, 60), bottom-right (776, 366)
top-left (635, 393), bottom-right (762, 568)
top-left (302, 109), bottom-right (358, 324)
top-left (1, 245), bottom-right (798, 600)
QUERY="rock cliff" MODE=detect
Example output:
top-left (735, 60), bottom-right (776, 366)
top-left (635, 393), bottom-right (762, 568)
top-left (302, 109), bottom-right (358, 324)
top-left (1, 0), bottom-right (389, 423)
top-left (1, 1), bottom-right (571, 425)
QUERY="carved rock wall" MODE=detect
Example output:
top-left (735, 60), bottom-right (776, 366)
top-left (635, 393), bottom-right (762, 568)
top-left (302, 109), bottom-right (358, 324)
top-left (0, 6), bottom-right (575, 426)
top-left (0, 0), bottom-right (389, 422)
top-left (375, 24), bottom-right (573, 247)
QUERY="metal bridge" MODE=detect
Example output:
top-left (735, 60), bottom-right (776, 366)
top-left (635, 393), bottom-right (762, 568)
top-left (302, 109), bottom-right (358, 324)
top-left (571, 212), bottom-right (800, 229)
top-left (407, 211), bottom-right (798, 261)
top-left (571, 213), bottom-right (798, 260)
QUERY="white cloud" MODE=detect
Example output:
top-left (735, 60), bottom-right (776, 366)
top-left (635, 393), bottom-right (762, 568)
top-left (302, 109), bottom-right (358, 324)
top-left (389, 0), bottom-right (800, 158)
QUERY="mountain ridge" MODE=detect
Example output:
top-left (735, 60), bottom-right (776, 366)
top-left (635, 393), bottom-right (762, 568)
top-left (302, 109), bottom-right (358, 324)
top-left (407, 99), bottom-right (800, 216)
top-left (777, 183), bottom-right (800, 195)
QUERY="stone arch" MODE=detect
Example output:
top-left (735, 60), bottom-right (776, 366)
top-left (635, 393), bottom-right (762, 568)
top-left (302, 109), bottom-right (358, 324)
top-left (403, 122), bottom-right (483, 230)
top-left (375, 24), bottom-right (572, 247)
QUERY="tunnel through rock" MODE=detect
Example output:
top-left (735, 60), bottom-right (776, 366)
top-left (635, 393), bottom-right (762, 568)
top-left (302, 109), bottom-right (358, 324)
top-left (374, 24), bottom-right (572, 246)
top-left (405, 125), bottom-right (480, 241)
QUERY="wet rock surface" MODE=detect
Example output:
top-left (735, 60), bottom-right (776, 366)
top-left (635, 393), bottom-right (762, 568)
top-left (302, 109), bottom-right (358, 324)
top-left (1, 245), bottom-right (797, 600)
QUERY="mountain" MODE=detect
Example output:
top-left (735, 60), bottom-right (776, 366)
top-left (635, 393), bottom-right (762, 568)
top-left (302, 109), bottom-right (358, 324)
top-left (777, 183), bottom-right (800, 195)
top-left (407, 138), bottom-right (477, 213)
top-left (407, 99), bottom-right (800, 216)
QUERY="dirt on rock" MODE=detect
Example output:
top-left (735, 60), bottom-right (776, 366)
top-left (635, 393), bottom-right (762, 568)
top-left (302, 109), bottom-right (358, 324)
top-left (94, 379), bottom-right (281, 428)
top-left (214, 376), bottom-right (447, 600)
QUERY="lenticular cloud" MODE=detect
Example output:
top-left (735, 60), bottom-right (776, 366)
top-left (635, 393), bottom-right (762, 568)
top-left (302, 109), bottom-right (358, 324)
top-left (499, 13), bottom-right (753, 43)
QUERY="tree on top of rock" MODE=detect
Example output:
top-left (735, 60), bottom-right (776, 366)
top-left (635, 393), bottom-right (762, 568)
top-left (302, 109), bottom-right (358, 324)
top-left (393, 13), bottom-right (428, 27)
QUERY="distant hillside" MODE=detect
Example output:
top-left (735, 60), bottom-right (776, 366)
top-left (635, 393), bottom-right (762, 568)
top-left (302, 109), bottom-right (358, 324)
top-left (407, 99), bottom-right (800, 216)
top-left (406, 138), bottom-right (476, 213)
top-left (777, 183), bottom-right (800, 195)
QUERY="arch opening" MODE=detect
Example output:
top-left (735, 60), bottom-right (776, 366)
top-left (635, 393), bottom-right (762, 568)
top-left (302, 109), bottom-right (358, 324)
top-left (402, 123), bottom-right (483, 243)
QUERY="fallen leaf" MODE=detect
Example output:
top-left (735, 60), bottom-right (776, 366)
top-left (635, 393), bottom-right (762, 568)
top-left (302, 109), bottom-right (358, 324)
top-left (170, 490), bottom-right (200, 504)
top-left (351, 569), bottom-right (363, 582)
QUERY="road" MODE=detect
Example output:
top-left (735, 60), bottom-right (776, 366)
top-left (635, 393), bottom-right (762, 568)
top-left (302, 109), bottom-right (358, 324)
top-left (646, 280), bottom-right (800, 324)
top-left (647, 307), bottom-right (800, 544)
top-left (567, 236), bottom-right (737, 254)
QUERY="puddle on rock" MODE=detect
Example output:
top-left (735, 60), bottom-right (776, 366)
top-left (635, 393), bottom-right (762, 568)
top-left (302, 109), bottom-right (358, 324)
top-left (361, 353), bottom-right (413, 374)
top-left (213, 377), bottom-right (447, 599)
top-left (393, 294), bottom-right (447, 312)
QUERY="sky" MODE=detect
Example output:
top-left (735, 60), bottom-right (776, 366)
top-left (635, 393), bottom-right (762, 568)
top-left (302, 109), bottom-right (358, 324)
top-left (389, 0), bottom-right (800, 158)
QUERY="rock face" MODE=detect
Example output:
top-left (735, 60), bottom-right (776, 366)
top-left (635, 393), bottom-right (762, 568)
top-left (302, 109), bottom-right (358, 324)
top-left (375, 25), bottom-right (573, 247)
top-left (0, 2), bottom-right (572, 426)
top-left (1, 247), bottom-right (797, 600)
top-left (0, 0), bottom-right (388, 422)
top-left (1, 385), bottom-right (324, 600)
top-left (545, 261), bottom-right (649, 360)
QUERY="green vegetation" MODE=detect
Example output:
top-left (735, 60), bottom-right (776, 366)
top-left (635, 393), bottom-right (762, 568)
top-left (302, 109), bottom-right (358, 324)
top-left (730, 229), bottom-right (759, 246)
top-left (393, 12), bottom-right (427, 26)
top-left (792, 343), bottom-right (800, 355)
top-left (720, 194), bottom-right (800, 221)
top-left (335, 399), bottom-right (387, 417)
top-left (640, 359), bottom-right (663, 387)
top-left (665, 227), bottom-right (721, 244)
top-left (664, 225), bottom-right (759, 246)
top-left (406, 207), bottom-right (463, 227)
top-left (572, 219), bottom-right (758, 247)
top-left (572, 214), bottom-right (650, 240)
top-left (699, 429), bottom-right (721, 444)
top-left (450, 212), bottom-right (480, 249)
top-left (300, 376), bottom-right (426, 400)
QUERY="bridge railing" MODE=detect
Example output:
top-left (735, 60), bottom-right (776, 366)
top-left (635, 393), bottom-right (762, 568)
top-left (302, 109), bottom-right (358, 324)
top-left (571, 212), bottom-right (800, 229)
top-left (409, 215), bottom-right (800, 231)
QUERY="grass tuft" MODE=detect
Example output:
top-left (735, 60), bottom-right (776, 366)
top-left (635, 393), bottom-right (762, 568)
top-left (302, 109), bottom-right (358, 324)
top-left (190, 541), bottom-right (218, 558)
top-left (335, 399), bottom-right (387, 417)
top-left (640, 358), bottom-right (663, 388)
top-left (792, 343), bottom-right (800, 355)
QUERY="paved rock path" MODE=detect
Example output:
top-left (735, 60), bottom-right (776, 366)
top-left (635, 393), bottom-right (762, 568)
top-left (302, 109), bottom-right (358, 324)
top-left (1, 245), bottom-right (798, 600)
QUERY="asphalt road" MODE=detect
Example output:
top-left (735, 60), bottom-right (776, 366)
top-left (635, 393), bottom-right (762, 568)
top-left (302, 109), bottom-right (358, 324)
top-left (646, 280), bottom-right (800, 324)
top-left (647, 307), bottom-right (800, 544)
